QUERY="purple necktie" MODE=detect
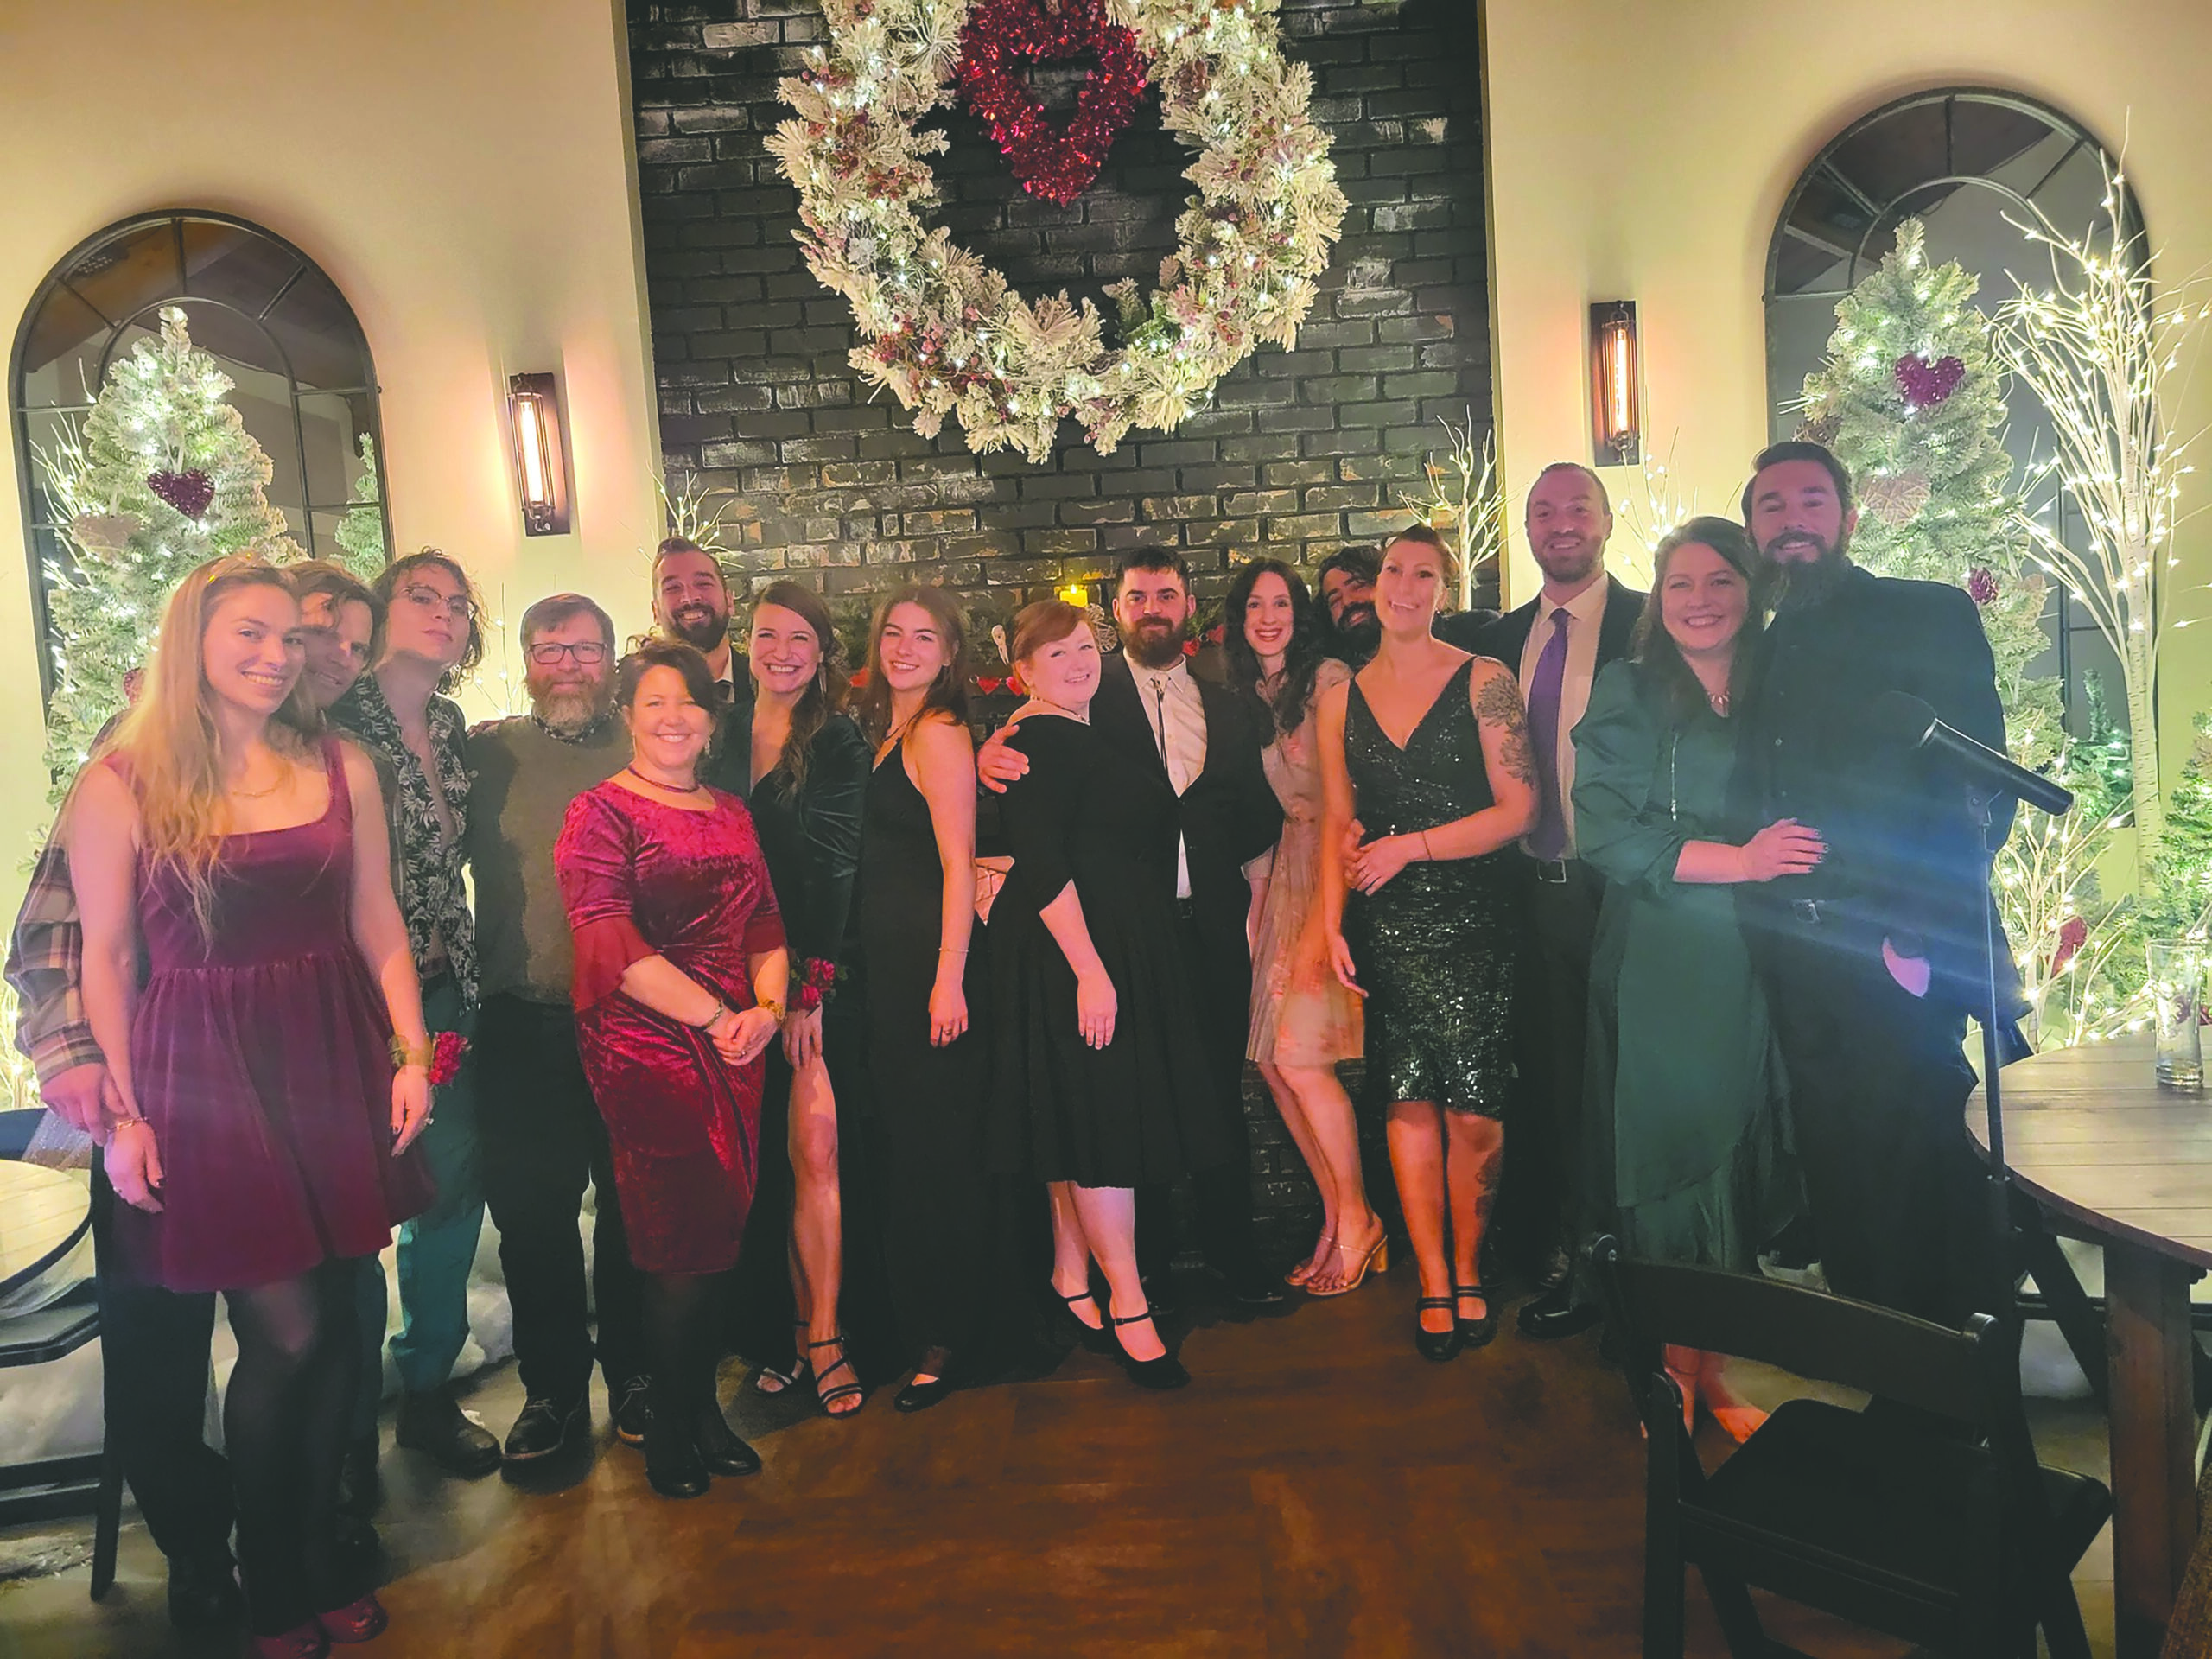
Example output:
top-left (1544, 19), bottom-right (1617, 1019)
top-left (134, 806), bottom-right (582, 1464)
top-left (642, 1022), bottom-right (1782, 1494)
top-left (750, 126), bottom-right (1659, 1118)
top-left (1526, 609), bottom-right (1570, 860)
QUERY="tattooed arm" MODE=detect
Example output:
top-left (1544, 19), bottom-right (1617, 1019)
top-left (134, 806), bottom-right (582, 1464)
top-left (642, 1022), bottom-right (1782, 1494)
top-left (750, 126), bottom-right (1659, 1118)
top-left (1346, 656), bottom-right (1539, 894)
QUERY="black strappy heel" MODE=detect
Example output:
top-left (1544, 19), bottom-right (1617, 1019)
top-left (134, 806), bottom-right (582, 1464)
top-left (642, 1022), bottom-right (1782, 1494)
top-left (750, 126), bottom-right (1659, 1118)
top-left (1453, 1282), bottom-right (1497, 1350)
top-left (1107, 1306), bottom-right (1189, 1391)
top-left (753, 1316), bottom-right (808, 1395)
top-left (807, 1335), bottom-right (865, 1418)
top-left (1414, 1296), bottom-right (1465, 1363)
top-left (1053, 1285), bottom-right (1113, 1354)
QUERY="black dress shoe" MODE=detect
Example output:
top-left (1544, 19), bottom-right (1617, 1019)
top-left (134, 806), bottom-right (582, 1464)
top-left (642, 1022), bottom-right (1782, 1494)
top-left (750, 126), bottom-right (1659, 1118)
top-left (1216, 1262), bottom-right (1288, 1306)
top-left (1516, 1281), bottom-right (1602, 1341)
top-left (331, 1514), bottom-right (382, 1580)
top-left (895, 1347), bottom-right (960, 1413)
top-left (503, 1394), bottom-right (588, 1462)
top-left (644, 1420), bottom-right (709, 1498)
top-left (1454, 1283), bottom-right (1498, 1350)
top-left (395, 1386), bottom-right (501, 1478)
top-left (613, 1375), bottom-right (652, 1446)
top-left (166, 1551), bottom-right (243, 1632)
top-left (1109, 1308), bottom-right (1190, 1390)
top-left (692, 1404), bottom-right (762, 1478)
top-left (1414, 1298), bottom-right (1465, 1363)
top-left (335, 1432), bottom-right (381, 1516)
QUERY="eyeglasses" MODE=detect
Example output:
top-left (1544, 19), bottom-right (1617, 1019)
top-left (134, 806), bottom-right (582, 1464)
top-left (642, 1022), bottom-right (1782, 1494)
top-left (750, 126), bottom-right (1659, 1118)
top-left (399, 583), bottom-right (475, 623)
top-left (527, 641), bottom-right (609, 665)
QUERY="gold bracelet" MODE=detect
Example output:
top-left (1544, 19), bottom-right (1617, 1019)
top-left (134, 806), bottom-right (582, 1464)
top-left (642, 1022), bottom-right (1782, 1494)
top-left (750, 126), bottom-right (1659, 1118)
top-left (759, 998), bottom-right (787, 1022)
top-left (388, 1033), bottom-right (434, 1070)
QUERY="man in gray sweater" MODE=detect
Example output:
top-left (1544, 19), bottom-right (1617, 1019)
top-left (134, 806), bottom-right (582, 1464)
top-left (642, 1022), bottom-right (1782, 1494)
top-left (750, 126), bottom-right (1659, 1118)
top-left (466, 593), bottom-right (646, 1462)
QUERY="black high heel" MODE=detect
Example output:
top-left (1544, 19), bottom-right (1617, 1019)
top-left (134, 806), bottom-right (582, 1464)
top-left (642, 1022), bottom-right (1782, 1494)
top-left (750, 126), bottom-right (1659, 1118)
top-left (807, 1336), bottom-right (865, 1419)
top-left (1108, 1306), bottom-right (1189, 1390)
top-left (1414, 1296), bottom-right (1465, 1363)
top-left (894, 1345), bottom-right (959, 1414)
top-left (1453, 1282), bottom-right (1497, 1350)
top-left (1053, 1285), bottom-right (1114, 1355)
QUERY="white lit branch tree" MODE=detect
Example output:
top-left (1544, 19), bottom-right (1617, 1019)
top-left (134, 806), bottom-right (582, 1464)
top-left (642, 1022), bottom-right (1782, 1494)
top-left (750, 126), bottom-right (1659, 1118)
top-left (1995, 157), bottom-right (2209, 859)
top-left (36, 307), bottom-right (301, 791)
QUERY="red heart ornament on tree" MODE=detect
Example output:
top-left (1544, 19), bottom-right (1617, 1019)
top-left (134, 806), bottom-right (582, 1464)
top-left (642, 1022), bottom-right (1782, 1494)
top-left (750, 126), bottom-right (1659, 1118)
top-left (147, 468), bottom-right (215, 519)
top-left (1894, 353), bottom-right (1965, 409)
top-left (956, 0), bottom-right (1149, 207)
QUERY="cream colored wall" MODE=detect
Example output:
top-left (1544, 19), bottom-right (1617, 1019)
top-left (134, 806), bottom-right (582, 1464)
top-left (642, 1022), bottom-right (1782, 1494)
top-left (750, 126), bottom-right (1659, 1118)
top-left (0, 0), bottom-right (663, 875)
top-left (1480, 0), bottom-right (2212, 784)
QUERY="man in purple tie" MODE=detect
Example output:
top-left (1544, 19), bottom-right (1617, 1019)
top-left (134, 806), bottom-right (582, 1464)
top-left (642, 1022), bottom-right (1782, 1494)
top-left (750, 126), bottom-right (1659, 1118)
top-left (1471, 464), bottom-right (1645, 1338)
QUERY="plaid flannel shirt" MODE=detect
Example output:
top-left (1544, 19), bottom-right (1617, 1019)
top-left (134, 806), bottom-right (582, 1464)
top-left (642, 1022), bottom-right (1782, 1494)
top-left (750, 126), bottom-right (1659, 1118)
top-left (5, 837), bottom-right (102, 1086)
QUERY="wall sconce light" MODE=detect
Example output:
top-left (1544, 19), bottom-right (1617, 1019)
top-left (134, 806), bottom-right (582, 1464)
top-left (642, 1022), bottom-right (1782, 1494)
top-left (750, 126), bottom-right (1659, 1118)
top-left (1589, 301), bottom-right (1641, 467)
top-left (508, 372), bottom-right (570, 536)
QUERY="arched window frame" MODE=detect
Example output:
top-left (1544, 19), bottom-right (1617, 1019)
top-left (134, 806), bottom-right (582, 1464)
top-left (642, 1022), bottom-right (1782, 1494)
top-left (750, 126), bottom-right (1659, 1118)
top-left (1762, 87), bottom-right (2146, 730)
top-left (8, 210), bottom-right (390, 698)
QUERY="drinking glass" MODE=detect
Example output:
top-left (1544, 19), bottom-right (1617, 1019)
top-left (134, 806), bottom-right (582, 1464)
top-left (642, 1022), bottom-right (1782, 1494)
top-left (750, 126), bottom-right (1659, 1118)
top-left (2147, 938), bottom-right (2205, 1090)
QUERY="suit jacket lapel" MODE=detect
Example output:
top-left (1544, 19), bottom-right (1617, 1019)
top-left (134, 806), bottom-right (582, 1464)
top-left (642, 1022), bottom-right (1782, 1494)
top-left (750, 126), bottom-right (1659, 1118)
top-left (1095, 655), bottom-right (1169, 781)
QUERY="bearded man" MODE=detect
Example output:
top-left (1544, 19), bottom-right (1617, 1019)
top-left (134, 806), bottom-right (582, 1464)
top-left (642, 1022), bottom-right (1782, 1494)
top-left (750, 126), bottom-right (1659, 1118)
top-left (650, 536), bottom-right (751, 797)
top-left (1734, 441), bottom-right (2015, 1327)
top-left (465, 593), bottom-right (648, 1462)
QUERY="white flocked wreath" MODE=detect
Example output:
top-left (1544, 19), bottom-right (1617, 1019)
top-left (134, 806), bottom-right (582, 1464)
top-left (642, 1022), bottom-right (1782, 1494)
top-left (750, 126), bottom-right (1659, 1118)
top-left (767, 0), bottom-right (1348, 462)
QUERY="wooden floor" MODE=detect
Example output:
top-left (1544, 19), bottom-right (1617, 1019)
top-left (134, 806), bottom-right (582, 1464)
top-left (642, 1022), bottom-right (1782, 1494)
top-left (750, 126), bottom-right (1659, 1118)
top-left (0, 1262), bottom-right (2116, 1657)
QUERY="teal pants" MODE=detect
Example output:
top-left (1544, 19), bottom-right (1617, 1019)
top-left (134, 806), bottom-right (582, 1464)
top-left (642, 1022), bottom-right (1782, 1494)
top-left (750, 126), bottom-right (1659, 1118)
top-left (353, 977), bottom-right (483, 1432)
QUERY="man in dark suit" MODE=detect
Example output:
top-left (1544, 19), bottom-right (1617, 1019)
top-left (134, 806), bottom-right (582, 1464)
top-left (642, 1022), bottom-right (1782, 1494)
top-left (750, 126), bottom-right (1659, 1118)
top-left (983, 549), bottom-right (1287, 1304)
top-left (650, 537), bottom-right (752, 799)
top-left (1736, 442), bottom-right (2013, 1326)
top-left (1471, 464), bottom-right (1644, 1338)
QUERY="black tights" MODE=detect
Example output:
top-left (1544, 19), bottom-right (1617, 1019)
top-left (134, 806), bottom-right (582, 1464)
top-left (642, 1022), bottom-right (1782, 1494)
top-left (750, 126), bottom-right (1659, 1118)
top-left (224, 1257), bottom-right (363, 1636)
top-left (640, 1269), bottom-right (728, 1440)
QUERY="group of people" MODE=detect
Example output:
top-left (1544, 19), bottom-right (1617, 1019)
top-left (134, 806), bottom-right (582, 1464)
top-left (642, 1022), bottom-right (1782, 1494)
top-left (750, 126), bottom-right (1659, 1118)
top-left (7, 436), bottom-right (2018, 1656)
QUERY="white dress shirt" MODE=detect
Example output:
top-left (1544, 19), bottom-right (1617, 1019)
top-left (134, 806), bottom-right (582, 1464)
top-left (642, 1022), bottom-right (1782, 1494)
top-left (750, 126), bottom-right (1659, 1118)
top-left (1516, 576), bottom-right (1610, 857)
top-left (1132, 658), bottom-right (1206, 899)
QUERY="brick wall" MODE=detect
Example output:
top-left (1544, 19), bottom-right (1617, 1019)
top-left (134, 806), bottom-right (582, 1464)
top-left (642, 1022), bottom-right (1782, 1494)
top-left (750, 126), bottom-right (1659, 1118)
top-left (626, 0), bottom-right (1488, 1262)
top-left (626, 0), bottom-right (1491, 620)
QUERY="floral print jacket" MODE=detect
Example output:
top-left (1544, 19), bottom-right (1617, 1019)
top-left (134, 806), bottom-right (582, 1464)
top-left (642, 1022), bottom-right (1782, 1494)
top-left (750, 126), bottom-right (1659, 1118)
top-left (331, 673), bottom-right (476, 1007)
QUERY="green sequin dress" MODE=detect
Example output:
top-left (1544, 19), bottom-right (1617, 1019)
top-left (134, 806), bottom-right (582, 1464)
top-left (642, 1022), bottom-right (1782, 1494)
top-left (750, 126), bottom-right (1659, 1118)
top-left (1344, 658), bottom-right (1520, 1117)
top-left (1571, 661), bottom-right (1801, 1270)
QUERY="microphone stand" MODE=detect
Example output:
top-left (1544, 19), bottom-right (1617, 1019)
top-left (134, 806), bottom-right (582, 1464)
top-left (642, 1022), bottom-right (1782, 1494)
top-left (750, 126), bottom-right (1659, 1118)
top-left (1973, 790), bottom-right (2014, 1316)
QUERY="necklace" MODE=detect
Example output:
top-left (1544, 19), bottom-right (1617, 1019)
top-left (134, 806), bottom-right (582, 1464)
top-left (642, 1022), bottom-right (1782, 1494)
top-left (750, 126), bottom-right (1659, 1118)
top-left (226, 757), bottom-right (291, 799)
top-left (624, 765), bottom-right (707, 796)
top-left (1707, 690), bottom-right (1732, 715)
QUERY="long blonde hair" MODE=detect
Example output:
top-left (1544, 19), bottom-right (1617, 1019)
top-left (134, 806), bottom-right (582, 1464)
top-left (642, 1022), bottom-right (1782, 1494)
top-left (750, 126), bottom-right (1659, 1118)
top-left (99, 555), bottom-right (323, 931)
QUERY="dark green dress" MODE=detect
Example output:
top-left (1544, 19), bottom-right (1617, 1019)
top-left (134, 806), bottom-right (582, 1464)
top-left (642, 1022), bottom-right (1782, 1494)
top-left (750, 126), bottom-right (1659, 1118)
top-left (1570, 661), bottom-right (1800, 1270)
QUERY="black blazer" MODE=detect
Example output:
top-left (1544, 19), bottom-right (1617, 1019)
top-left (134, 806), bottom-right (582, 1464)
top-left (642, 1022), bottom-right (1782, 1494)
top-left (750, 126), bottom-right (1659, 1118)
top-left (1090, 654), bottom-right (1284, 965)
top-left (1735, 566), bottom-right (2018, 1015)
top-left (1471, 575), bottom-right (1644, 673)
top-left (698, 652), bottom-right (756, 802)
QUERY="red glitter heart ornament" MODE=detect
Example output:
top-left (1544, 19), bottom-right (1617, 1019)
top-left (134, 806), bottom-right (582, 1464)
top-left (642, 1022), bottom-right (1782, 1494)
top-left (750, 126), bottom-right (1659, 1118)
top-left (1894, 353), bottom-right (1965, 409)
top-left (146, 467), bottom-right (214, 519)
top-left (956, 0), bottom-right (1148, 207)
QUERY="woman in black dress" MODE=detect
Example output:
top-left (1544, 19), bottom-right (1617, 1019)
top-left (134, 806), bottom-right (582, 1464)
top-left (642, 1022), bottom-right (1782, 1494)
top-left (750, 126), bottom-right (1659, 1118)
top-left (990, 600), bottom-right (1230, 1390)
top-left (734, 581), bottom-right (874, 1417)
top-left (851, 584), bottom-right (990, 1412)
top-left (1317, 527), bottom-right (1537, 1362)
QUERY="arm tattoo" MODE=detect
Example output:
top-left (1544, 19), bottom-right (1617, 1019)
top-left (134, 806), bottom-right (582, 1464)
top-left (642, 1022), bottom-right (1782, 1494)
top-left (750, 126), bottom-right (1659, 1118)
top-left (1471, 666), bottom-right (1536, 785)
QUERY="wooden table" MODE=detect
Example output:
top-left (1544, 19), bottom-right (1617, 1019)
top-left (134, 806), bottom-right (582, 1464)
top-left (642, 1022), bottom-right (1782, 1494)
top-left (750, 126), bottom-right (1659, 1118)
top-left (1968, 1038), bottom-right (2212, 1659)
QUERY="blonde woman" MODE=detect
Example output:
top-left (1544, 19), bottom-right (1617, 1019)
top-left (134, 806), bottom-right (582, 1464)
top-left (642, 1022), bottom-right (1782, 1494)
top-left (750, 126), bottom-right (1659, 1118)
top-left (71, 556), bottom-right (434, 1657)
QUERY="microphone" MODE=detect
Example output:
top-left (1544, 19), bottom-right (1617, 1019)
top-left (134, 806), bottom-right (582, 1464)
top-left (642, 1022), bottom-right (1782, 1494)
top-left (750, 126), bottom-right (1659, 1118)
top-left (1865, 690), bottom-right (2075, 817)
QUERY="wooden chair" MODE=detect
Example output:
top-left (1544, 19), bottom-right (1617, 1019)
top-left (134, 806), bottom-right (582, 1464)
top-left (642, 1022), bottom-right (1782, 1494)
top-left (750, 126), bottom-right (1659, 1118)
top-left (1589, 1236), bottom-right (2111, 1659)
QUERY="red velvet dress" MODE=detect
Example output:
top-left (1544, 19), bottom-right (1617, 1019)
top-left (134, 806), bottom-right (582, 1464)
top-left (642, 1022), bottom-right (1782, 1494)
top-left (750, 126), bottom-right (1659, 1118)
top-left (110, 740), bottom-right (432, 1294)
top-left (555, 781), bottom-right (786, 1274)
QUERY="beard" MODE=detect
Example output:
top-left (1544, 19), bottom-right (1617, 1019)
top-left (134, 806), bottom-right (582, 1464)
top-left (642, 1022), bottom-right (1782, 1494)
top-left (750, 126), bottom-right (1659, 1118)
top-left (664, 606), bottom-right (728, 653)
top-left (531, 682), bottom-right (613, 736)
top-left (1761, 526), bottom-right (1853, 611)
top-left (1122, 618), bottom-right (1186, 670)
top-left (1332, 603), bottom-right (1381, 658)
top-left (1534, 535), bottom-right (1602, 586)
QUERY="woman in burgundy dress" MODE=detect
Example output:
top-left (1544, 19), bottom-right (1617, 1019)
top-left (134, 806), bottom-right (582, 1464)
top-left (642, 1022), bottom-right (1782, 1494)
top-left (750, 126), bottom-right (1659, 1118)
top-left (72, 556), bottom-right (434, 1657)
top-left (556, 640), bottom-right (790, 1498)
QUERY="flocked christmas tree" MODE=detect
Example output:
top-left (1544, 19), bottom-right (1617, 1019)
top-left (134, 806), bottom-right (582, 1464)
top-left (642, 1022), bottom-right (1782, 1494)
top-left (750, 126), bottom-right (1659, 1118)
top-left (333, 433), bottom-right (391, 579)
top-left (1799, 218), bottom-right (2062, 771)
top-left (37, 307), bottom-right (301, 793)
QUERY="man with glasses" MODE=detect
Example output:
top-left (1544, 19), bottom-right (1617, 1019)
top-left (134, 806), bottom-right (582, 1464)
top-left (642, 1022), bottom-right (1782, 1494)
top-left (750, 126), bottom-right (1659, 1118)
top-left (466, 594), bottom-right (649, 1461)
top-left (329, 550), bottom-right (499, 1487)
